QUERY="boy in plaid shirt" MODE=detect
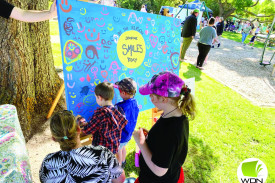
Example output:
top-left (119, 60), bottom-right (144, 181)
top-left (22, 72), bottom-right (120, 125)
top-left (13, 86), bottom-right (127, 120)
top-left (82, 82), bottom-right (128, 154)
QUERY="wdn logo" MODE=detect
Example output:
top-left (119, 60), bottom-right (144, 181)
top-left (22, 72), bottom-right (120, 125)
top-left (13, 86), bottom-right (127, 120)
top-left (237, 158), bottom-right (268, 183)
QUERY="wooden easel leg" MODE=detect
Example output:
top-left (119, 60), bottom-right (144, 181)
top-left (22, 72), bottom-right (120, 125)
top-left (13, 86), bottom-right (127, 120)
top-left (47, 82), bottom-right (65, 119)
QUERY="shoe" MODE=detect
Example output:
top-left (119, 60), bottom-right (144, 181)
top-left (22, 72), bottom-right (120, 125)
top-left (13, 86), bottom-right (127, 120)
top-left (211, 45), bottom-right (214, 48)
top-left (180, 58), bottom-right (185, 62)
top-left (217, 43), bottom-right (220, 48)
top-left (199, 67), bottom-right (204, 70)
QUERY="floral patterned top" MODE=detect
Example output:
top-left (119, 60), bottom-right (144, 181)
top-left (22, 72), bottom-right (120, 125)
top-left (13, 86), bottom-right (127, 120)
top-left (39, 145), bottom-right (122, 183)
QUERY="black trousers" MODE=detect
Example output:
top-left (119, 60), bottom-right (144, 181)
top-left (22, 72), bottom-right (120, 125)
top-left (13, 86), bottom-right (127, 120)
top-left (197, 43), bottom-right (211, 67)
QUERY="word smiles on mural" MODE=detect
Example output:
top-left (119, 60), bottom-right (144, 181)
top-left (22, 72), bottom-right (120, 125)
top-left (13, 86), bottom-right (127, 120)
top-left (57, 0), bottom-right (181, 120)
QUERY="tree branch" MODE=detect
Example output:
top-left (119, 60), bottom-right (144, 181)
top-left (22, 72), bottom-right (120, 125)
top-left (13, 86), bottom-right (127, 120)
top-left (244, 10), bottom-right (273, 18)
top-left (249, 0), bottom-right (259, 7)
top-left (223, 8), bottom-right (236, 18)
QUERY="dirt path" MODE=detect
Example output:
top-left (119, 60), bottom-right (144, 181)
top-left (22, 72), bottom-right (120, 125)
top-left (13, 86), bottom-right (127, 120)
top-left (184, 35), bottom-right (275, 107)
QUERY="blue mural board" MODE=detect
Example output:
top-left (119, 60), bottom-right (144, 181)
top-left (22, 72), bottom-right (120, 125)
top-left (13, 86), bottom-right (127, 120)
top-left (57, 0), bottom-right (181, 120)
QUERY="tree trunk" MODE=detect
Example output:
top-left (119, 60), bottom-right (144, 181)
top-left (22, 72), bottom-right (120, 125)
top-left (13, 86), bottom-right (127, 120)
top-left (218, 1), bottom-right (224, 17)
top-left (218, 1), bottom-right (235, 19)
top-left (0, 0), bottom-right (64, 141)
top-left (223, 8), bottom-right (236, 20)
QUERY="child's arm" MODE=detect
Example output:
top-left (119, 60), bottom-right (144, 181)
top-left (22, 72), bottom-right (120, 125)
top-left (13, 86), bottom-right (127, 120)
top-left (133, 129), bottom-right (168, 177)
top-left (82, 111), bottom-right (102, 135)
top-left (10, 0), bottom-right (57, 22)
top-left (112, 171), bottom-right (125, 183)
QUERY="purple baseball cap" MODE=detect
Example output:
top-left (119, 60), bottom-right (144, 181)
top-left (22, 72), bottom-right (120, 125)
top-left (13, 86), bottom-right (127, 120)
top-left (139, 71), bottom-right (184, 97)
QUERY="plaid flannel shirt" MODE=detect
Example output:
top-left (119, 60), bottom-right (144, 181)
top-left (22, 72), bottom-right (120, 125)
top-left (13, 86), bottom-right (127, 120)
top-left (82, 105), bottom-right (128, 154)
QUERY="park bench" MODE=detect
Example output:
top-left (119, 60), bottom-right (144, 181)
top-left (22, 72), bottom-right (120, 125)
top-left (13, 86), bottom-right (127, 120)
top-left (256, 34), bottom-right (275, 47)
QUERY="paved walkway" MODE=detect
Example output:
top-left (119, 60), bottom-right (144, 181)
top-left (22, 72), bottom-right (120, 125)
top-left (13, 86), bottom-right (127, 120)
top-left (183, 35), bottom-right (275, 107)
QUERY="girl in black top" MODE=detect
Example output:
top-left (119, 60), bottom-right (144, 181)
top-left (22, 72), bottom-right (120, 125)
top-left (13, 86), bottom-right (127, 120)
top-left (0, 0), bottom-right (56, 22)
top-left (134, 71), bottom-right (196, 183)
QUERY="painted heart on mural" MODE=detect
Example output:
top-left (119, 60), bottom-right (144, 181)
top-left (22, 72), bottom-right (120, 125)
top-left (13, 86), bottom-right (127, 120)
top-left (79, 77), bottom-right (85, 82)
top-left (149, 34), bottom-right (158, 48)
top-left (101, 70), bottom-right (108, 79)
top-left (137, 17), bottom-right (143, 24)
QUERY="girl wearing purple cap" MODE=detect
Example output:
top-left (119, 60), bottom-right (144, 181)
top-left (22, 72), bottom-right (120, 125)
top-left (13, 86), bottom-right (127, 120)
top-left (133, 71), bottom-right (196, 183)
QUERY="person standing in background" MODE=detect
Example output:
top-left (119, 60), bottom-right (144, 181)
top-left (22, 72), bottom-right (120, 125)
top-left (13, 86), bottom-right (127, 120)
top-left (212, 17), bottom-right (224, 48)
top-left (196, 18), bottom-right (217, 70)
top-left (241, 22), bottom-right (251, 45)
top-left (101, 0), bottom-right (115, 6)
top-left (140, 4), bottom-right (147, 13)
top-left (180, 9), bottom-right (199, 61)
top-left (163, 8), bottom-right (172, 17)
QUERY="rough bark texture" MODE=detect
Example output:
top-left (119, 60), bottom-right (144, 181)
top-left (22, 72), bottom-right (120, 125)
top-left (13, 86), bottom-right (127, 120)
top-left (0, 0), bottom-right (64, 141)
top-left (218, 0), bottom-right (236, 19)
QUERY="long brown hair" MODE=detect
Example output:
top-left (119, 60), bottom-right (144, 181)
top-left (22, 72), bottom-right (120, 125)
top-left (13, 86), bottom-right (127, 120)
top-left (170, 85), bottom-right (196, 120)
top-left (50, 110), bottom-right (78, 151)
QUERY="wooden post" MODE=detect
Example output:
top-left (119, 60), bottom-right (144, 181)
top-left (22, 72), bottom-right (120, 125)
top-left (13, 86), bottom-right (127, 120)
top-left (46, 82), bottom-right (65, 119)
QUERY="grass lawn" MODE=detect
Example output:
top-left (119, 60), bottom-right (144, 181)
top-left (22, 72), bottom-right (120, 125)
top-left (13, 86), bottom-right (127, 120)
top-left (50, 21), bottom-right (59, 36)
top-left (50, 21), bottom-right (62, 67)
top-left (50, 21), bottom-right (275, 182)
top-left (52, 42), bottom-right (62, 67)
top-left (222, 31), bottom-right (269, 49)
top-left (123, 63), bottom-right (275, 182)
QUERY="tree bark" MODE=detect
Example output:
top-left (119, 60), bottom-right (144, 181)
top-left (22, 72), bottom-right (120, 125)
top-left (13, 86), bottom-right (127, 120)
top-left (0, 0), bottom-right (64, 141)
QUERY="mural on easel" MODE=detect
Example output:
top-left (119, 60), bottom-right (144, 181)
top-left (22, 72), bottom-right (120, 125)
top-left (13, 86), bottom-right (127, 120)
top-left (57, 0), bottom-right (181, 120)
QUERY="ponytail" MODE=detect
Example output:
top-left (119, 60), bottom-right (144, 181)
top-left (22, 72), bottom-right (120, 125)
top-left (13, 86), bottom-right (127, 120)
top-left (50, 110), bottom-right (78, 151)
top-left (171, 85), bottom-right (196, 120)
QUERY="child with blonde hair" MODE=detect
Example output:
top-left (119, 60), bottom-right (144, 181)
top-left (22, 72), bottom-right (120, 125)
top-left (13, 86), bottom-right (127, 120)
top-left (133, 71), bottom-right (196, 183)
top-left (40, 110), bottom-right (125, 183)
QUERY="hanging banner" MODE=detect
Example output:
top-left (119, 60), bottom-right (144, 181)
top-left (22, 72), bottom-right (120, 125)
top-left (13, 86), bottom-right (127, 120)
top-left (57, 0), bottom-right (181, 120)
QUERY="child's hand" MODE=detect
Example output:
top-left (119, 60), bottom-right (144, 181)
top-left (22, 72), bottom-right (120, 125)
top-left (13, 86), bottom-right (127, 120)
top-left (50, 0), bottom-right (57, 18)
top-left (141, 128), bottom-right (149, 137)
top-left (133, 128), bottom-right (146, 146)
top-left (79, 121), bottom-right (88, 128)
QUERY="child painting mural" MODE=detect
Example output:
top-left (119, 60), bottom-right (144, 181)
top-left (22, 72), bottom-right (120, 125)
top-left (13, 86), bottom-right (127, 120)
top-left (115, 78), bottom-right (139, 167)
top-left (133, 71), bottom-right (196, 183)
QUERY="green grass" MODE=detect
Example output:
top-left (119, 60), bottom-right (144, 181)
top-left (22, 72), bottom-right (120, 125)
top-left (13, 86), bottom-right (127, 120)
top-left (50, 21), bottom-right (62, 67)
top-left (50, 21), bottom-right (60, 36)
top-left (122, 63), bottom-right (275, 182)
top-left (180, 63), bottom-right (275, 182)
top-left (52, 43), bottom-right (62, 67)
top-left (50, 21), bottom-right (275, 182)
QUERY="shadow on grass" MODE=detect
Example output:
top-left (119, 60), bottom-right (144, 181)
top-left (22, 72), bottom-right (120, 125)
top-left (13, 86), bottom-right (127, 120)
top-left (124, 150), bottom-right (139, 177)
top-left (184, 135), bottom-right (219, 183)
top-left (182, 63), bottom-right (202, 81)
